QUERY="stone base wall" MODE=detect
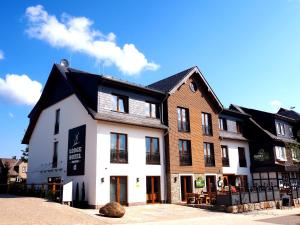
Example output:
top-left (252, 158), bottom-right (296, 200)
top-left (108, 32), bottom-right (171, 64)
top-left (226, 198), bottom-right (300, 213)
top-left (170, 174), bottom-right (181, 203)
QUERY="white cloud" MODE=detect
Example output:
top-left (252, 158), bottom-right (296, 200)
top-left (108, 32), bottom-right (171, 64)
top-left (269, 100), bottom-right (282, 111)
top-left (0, 74), bottom-right (42, 106)
top-left (0, 50), bottom-right (4, 60)
top-left (8, 112), bottom-right (14, 118)
top-left (25, 5), bottom-right (159, 75)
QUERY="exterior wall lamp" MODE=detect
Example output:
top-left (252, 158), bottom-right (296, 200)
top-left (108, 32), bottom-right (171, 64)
top-left (101, 177), bottom-right (104, 183)
top-left (136, 178), bottom-right (139, 183)
top-left (174, 177), bottom-right (177, 183)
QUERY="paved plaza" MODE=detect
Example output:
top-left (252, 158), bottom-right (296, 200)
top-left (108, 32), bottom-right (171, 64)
top-left (1, 195), bottom-right (300, 225)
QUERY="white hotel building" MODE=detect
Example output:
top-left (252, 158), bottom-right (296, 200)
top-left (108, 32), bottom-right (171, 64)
top-left (23, 63), bottom-right (167, 207)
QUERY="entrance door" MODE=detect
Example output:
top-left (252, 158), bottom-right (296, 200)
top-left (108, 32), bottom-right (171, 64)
top-left (180, 176), bottom-right (193, 201)
top-left (206, 175), bottom-right (216, 193)
top-left (110, 176), bottom-right (127, 205)
top-left (146, 176), bottom-right (161, 203)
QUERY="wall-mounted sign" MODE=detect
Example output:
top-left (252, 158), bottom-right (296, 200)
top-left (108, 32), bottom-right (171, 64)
top-left (253, 148), bottom-right (270, 162)
top-left (195, 177), bottom-right (205, 188)
top-left (67, 125), bottom-right (86, 176)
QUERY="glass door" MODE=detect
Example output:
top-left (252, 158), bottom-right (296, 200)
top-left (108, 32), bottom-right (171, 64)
top-left (146, 176), bottom-right (161, 203)
top-left (110, 176), bottom-right (127, 205)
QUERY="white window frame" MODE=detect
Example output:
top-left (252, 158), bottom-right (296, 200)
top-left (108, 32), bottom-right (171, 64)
top-left (275, 146), bottom-right (287, 161)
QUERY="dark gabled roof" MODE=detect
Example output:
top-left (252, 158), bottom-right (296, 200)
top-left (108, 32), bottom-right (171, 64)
top-left (278, 108), bottom-right (300, 121)
top-left (147, 66), bottom-right (223, 111)
top-left (22, 64), bottom-right (167, 144)
top-left (231, 104), bottom-right (300, 144)
top-left (147, 67), bottom-right (196, 92)
top-left (220, 108), bottom-right (250, 119)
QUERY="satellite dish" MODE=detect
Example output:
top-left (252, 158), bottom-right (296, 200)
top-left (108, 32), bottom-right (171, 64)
top-left (60, 59), bottom-right (69, 68)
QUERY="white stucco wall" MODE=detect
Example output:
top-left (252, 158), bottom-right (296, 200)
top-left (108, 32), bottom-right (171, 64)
top-left (221, 139), bottom-right (252, 185)
top-left (95, 121), bottom-right (166, 205)
top-left (27, 94), bottom-right (98, 205)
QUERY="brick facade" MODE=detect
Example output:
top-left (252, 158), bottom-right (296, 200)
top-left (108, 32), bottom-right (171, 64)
top-left (165, 73), bottom-right (223, 203)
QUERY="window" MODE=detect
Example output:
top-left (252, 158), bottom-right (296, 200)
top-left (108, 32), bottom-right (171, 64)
top-left (112, 94), bottom-right (128, 113)
top-left (111, 133), bottom-right (128, 163)
top-left (236, 121), bottom-right (242, 133)
top-left (22, 166), bottom-right (27, 173)
top-left (145, 102), bottom-right (158, 118)
top-left (221, 145), bottom-right (229, 167)
top-left (238, 147), bottom-right (247, 167)
top-left (177, 107), bottom-right (190, 132)
top-left (275, 146), bottom-right (286, 161)
top-left (54, 109), bottom-right (60, 135)
top-left (289, 127), bottom-right (294, 138)
top-left (276, 122), bottom-right (285, 136)
top-left (219, 118), bottom-right (227, 131)
top-left (189, 82), bottom-right (197, 92)
top-left (146, 137), bottom-right (160, 164)
top-left (178, 140), bottom-right (192, 166)
top-left (52, 142), bottom-right (58, 168)
top-left (292, 149), bottom-right (300, 161)
top-left (202, 113), bottom-right (213, 135)
top-left (204, 142), bottom-right (215, 167)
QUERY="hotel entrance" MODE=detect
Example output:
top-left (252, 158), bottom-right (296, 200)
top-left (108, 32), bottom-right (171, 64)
top-left (110, 176), bottom-right (127, 205)
top-left (146, 176), bottom-right (161, 203)
top-left (180, 176), bottom-right (193, 202)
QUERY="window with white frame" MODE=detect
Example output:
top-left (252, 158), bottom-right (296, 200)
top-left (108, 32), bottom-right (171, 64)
top-left (276, 122), bottom-right (285, 136)
top-left (275, 146), bottom-right (286, 161)
top-left (292, 149), bottom-right (300, 160)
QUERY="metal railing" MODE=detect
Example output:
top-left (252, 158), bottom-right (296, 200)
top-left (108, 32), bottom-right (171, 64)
top-left (110, 150), bottom-right (128, 163)
top-left (180, 153), bottom-right (192, 166)
top-left (146, 152), bottom-right (160, 165)
top-left (222, 157), bottom-right (229, 167)
top-left (204, 155), bottom-right (215, 167)
top-left (202, 125), bottom-right (213, 135)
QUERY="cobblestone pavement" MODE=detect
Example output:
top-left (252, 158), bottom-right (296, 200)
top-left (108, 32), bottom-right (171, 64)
top-left (1, 195), bottom-right (300, 225)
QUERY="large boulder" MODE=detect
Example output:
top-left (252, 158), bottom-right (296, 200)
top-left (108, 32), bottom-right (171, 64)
top-left (99, 202), bottom-right (125, 218)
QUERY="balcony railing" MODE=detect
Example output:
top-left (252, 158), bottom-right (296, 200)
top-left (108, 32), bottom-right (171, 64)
top-left (222, 157), bottom-right (229, 167)
top-left (239, 159), bottom-right (247, 167)
top-left (110, 150), bottom-right (128, 163)
top-left (204, 155), bottom-right (215, 167)
top-left (146, 152), bottom-right (160, 165)
top-left (202, 125), bottom-right (213, 136)
top-left (180, 153), bottom-right (192, 166)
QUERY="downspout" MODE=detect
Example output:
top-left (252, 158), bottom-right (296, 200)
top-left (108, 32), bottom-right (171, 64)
top-left (160, 93), bottom-right (169, 203)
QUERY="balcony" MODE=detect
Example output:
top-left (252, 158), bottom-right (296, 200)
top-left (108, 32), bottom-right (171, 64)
top-left (146, 152), bottom-right (160, 165)
top-left (202, 125), bottom-right (213, 136)
top-left (222, 157), bottom-right (229, 167)
top-left (179, 153), bottom-right (192, 166)
top-left (110, 150), bottom-right (128, 163)
top-left (204, 155), bottom-right (215, 167)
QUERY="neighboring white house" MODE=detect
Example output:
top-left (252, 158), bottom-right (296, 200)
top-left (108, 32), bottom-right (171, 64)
top-left (23, 62), bottom-right (167, 207)
top-left (219, 109), bottom-right (252, 189)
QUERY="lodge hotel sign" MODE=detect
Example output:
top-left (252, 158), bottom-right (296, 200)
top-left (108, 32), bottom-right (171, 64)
top-left (67, 125), bottom-right (86, 176)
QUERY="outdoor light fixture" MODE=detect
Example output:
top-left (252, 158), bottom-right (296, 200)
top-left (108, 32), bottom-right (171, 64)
top-left (136, 178), bottom-right (139, 183)
top-left (101, 177), bottom-right (104, 183)
top-left (174, 177), bottom-right (177, 183)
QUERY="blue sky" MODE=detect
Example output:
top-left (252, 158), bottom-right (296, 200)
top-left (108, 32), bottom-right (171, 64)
top-left (0, 0), bottom-right (300, 158)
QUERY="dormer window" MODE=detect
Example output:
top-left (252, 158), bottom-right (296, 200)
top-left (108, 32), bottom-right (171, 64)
top-left (145, 102), bottom-right (158, 118)
top-left (275, 146), bottom-right (287, 161)
top-left (112, 94), bottom-right (128, 113)
top-left (276, 122), bottom-right (285, 136)
top-left (219, 118), bottom-right (227, 131)
top-left (289, 127), bottom-right (294, 138)
top-left (292, 149), bottom-right (299, 161)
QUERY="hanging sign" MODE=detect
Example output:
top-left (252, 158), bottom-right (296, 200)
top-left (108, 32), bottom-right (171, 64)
top-left (67, 125), bottom-right (86, 176)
